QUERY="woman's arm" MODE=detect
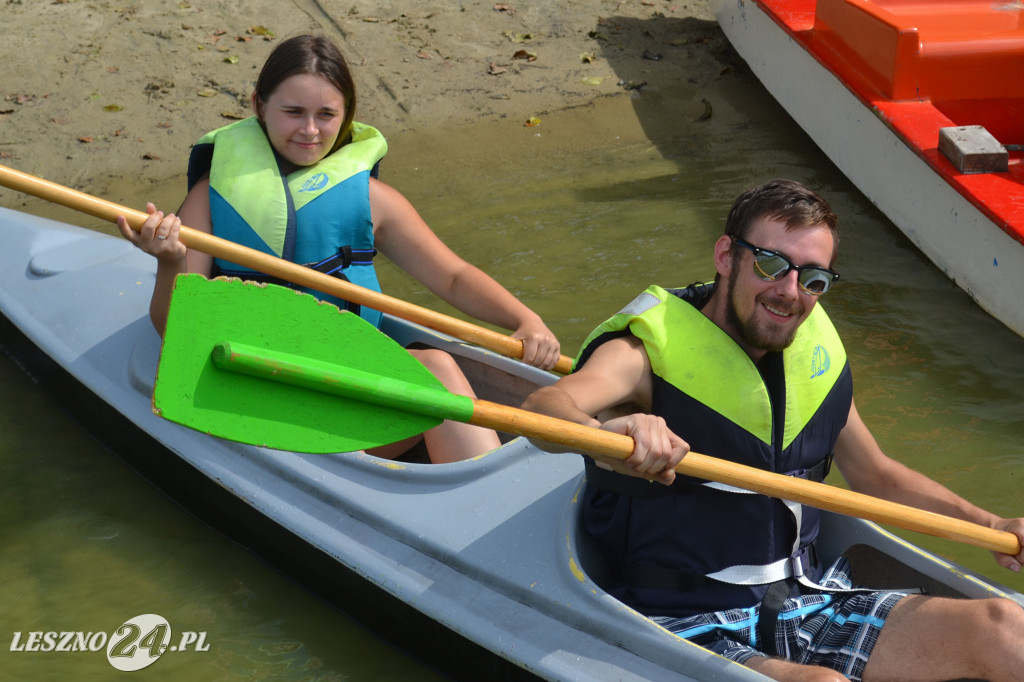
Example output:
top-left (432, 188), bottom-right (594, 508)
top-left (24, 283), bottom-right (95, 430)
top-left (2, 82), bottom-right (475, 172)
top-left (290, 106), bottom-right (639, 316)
top-left (116, 179), bottom-right (214, 335)
top-left (370, 178), bottom-right (560, 369)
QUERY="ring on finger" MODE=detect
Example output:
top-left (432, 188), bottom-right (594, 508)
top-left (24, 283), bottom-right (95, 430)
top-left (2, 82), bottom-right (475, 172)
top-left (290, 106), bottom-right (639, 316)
top-left (156, 235), bottom-right (167, 240)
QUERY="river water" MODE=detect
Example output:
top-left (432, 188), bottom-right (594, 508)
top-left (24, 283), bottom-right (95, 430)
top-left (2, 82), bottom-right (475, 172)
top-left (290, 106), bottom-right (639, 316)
top-left (2, 48), bottom-right (1023, 681)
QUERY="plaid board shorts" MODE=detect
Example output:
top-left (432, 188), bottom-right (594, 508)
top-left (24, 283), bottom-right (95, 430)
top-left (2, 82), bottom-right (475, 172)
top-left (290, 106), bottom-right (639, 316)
top-left (651, 557), bottom-right (908, 681)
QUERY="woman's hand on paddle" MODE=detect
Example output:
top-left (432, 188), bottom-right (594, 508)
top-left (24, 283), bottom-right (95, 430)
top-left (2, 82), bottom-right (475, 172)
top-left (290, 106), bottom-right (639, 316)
top-left (600, 413), bottom-right (689, 485)
top-left (117, 202), bottom-right (187, 264)
top-left (511, 316), bottom-right (561, 370)
top-left (991, 518), bottom-right (1024, 572)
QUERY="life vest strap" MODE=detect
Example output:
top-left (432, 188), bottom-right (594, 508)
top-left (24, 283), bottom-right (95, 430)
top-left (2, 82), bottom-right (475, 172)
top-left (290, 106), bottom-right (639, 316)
top-left (613, 544), bottom-right (817, 592)
top-left (309, 246), bottom-right (377, 276)
top-left (212, 245), bottom-right (376, 316)
top-left (706, 545), bottom-right (815, 585)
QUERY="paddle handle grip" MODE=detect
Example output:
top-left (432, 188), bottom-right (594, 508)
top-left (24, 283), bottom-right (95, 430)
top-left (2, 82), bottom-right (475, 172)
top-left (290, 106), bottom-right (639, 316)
top-left (470, 400), bottom-right (1022, 556)
top-left (0, 163), bottom-right (573, 374)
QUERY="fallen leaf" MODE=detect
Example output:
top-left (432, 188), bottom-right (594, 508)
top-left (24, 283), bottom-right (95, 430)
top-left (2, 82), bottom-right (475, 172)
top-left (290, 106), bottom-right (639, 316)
top-left (581, 76), bottom-right (604, 86)
top-left (220, 111), bottom-right (245, 120)
top-left (512, 49), bottom-right (537, 61)
top-left (248, 25), bottom-right (274, 37)
top-left (224, 55), bottom-right (239, 64)
top-left (142, 152), bottom-right (161, 160)
top-left (503, 31), bottom-right (532, 44)
top-left (579, 52), bottom-right (595, 63)
top-left (416, 50), bottom-right (433, 60)
top-left (78, 137), bottom-right (94, 143)
top-left (488, 62), bottom-right (508, 75)
top-left (494, 3), bottom-right (514, 12)
top-left (197, 88), bottom-right (219, 97)
top-left (524, 117), bottom-right (541, 127)
top-left (103, 104), bottom-right (123, 112)
top-left (106, 66), bottom-right (120, 73)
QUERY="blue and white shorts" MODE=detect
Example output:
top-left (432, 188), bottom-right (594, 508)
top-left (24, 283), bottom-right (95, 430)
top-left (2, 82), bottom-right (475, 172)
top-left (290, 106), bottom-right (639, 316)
top-left (652, 557), bottom-right (907, 681)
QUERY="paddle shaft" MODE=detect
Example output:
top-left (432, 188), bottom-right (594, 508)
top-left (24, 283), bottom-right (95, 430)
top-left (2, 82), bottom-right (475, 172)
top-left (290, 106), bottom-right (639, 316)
top-left (0, 163), bottom-right (573, 374)
top-left (212, 342), bottom-right (1021, 556)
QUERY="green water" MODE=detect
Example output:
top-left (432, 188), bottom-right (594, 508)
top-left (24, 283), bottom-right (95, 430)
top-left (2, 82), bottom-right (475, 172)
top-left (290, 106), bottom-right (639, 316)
top-left (2, 47), bottom-right (1023, 681)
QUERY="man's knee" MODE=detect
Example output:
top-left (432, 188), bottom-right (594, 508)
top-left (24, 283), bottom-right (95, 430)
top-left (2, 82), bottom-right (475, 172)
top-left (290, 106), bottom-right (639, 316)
top-left (964, 597), bottom-right (1024, 632)
top-left (975, 597), bottom-right (1024, 648)
top-left (410, 348), bottom-right (466, 384)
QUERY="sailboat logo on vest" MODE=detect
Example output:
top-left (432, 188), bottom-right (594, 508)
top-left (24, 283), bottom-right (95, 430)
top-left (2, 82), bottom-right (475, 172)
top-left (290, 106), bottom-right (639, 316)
top-left (810, 344), bottom-right (830, 378)
top-left (299, 172), bottom-right (329, 192)
top-left (10, 613), bottom-right (209, 671)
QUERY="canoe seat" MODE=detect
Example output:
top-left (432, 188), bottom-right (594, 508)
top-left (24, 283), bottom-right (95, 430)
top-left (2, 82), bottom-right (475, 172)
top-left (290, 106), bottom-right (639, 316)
top-left (812, 0), bottom-right (1024, 103)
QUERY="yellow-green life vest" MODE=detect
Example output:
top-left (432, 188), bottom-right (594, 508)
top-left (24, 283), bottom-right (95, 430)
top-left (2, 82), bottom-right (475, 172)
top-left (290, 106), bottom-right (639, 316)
top-left (576, 284), bottom-right (853, 617)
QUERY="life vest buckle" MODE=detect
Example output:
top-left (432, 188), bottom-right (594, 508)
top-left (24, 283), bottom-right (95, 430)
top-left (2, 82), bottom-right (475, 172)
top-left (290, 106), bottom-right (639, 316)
top-left (789, 553), bottom-right (806, 579)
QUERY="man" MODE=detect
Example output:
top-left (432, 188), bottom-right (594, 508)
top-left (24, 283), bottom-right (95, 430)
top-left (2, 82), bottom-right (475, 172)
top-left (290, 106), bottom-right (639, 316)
top-left (521, 179), bottom-right (1024, 681)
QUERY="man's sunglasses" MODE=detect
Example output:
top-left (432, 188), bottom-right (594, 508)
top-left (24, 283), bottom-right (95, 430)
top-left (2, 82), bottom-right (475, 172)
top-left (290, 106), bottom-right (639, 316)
top-left (732, 237), bottom-right (840, 296)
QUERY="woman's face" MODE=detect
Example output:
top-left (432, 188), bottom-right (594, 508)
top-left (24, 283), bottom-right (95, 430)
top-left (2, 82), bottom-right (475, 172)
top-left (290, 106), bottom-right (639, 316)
top-left (254, 73), bottom-right (346, 170)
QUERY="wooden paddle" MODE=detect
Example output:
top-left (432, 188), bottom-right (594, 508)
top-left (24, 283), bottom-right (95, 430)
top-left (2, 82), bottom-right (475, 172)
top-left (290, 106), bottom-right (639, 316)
top-left (0, 162), bottom-right (574, 374)
top-left (154, 275), bottom-right (1021, 557)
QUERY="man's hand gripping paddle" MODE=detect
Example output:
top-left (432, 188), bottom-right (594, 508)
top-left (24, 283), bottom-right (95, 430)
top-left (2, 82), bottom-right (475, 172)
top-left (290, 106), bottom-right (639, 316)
top-left (154, 275), bottom-right (1021, 557)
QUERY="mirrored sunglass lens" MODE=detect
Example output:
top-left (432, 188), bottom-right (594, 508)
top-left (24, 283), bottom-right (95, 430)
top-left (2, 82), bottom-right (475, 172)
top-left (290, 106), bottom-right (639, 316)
top-left (799, 270), bottom-right (832, 294)
top-left (753, 253), bottom-right (791, 280)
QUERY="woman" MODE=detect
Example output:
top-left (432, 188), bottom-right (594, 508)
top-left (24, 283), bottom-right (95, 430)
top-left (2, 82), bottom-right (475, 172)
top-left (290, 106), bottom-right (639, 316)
top-left (118, 34), bottom-right (560, 463)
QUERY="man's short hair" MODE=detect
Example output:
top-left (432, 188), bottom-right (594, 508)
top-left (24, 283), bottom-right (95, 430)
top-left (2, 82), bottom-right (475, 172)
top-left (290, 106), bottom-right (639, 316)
top-left (725, 179), bottom-right (839, 258)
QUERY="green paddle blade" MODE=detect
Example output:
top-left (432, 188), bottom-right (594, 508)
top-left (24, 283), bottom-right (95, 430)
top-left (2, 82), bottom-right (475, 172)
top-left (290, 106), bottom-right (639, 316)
top-left (154, 275), bottom-right (456, 453)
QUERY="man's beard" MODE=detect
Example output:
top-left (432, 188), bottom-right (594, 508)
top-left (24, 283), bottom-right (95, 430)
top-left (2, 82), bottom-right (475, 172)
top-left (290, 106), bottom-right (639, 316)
top-left (723, 266), bottom-right (800, 354)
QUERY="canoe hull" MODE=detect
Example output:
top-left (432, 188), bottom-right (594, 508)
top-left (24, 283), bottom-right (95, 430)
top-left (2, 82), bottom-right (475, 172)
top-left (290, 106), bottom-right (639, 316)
top-left (1, 207), bottom-right (1020, 680)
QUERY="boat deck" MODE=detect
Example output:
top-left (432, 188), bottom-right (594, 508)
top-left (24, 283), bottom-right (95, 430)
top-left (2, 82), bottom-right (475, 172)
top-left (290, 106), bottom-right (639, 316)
top-left (757, 0), bottom-right (1024, 243)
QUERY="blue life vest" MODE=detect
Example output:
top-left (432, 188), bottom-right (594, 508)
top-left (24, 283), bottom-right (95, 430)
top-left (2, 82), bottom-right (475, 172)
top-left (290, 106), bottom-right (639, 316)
top-left (187, 117), bottom-right (389, 327)
top-left (577, 283), bottom-right (852, 617)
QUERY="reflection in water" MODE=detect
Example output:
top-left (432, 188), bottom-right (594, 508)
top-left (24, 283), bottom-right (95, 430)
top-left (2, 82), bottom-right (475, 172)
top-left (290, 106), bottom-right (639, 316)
top-left (1, 12), bottom-right (1022, 679)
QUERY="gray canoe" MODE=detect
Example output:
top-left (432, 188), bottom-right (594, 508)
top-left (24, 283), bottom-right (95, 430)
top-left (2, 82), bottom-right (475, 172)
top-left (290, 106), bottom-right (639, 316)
top-left (0, 206), bottom-right (1020, 681)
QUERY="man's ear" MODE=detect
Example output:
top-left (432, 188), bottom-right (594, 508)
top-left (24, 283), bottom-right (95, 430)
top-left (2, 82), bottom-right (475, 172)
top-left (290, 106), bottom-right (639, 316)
top-left (251, 91), bottom-right (262, 119)
top-left (713, 235), bottom-right (734, 278)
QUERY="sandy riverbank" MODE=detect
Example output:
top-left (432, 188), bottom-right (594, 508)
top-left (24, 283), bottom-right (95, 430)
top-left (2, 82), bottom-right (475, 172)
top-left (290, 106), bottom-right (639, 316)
top-left (0, 0), bottom-right (741, 218)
